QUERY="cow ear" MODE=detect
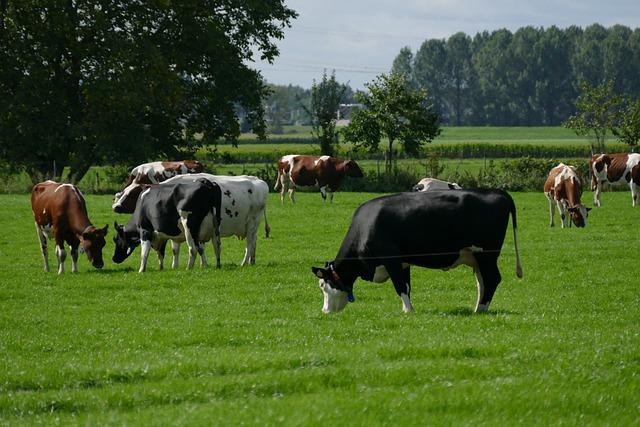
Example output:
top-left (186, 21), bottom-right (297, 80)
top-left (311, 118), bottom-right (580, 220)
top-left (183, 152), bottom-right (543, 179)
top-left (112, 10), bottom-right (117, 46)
top-left (114, 221), bottom-right (119, 229)
top-left (586, 207), bottom-right (592, 212)
top-left (102, 224), bottom-right (109, 234)
top-left (312, 267), bottom-right (329, 279)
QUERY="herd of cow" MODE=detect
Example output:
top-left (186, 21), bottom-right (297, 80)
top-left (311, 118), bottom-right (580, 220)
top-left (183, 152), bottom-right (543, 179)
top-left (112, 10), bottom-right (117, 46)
top-left (29, 152), bottom-right (640, 313)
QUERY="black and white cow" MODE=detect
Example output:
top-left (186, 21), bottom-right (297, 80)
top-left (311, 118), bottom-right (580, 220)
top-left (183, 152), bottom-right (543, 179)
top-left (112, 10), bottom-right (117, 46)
top-left (112, 178), bottom-right (222, 272)
top-left (312, 189), bottom-right (523, 314)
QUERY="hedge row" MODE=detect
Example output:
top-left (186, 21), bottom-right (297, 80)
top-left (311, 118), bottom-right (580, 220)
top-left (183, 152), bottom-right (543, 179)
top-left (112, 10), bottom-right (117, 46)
top-left (205, 142), bottom-right (631, 164)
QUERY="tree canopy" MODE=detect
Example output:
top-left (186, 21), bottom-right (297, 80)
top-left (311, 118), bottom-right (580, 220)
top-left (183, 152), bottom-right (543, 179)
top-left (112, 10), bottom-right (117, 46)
top-left (563, 80), bottom-right (622, 154)
top-left (343, 73), bottom-right (441, 174)
top-left (393, 24), bottom-right (640, 126)
top-left (0, 1), bottom-right (297, 183)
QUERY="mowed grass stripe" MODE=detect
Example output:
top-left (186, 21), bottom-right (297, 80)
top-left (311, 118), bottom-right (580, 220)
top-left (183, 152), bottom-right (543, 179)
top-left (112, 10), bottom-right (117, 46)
top-left (0, 191), bottom-right (638, 425)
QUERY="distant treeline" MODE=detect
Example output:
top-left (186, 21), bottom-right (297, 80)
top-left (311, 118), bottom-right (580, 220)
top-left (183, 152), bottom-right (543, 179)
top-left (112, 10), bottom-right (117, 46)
top-left (392, 24), bottom-right (640, 126)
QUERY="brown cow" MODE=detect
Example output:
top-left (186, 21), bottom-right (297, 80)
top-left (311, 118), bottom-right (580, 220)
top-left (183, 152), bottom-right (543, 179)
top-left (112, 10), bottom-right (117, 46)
top-left (590, 153), bottom-right (640, 207)
top-left (274, 155), bottom-right (364, 203)
top-left (31, 181), bottom-right (108, 274)
top-left (544, 164), bottom-right (590, 228)
top-left (113, 160), bottom-right (204, 212)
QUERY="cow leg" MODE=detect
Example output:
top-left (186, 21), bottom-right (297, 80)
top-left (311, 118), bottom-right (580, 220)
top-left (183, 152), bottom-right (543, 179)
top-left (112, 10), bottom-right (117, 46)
top-left (179, 211), bottom-right (198, 269)
top-left (546, 195), bottom-right (555, 227)
top-left (387, 262), bottom-right (413, 313)
top-left (328, 190), bottom-right (334, 204)
top-left (630, 182), bottom-right (638, 207)
top-left (211, 224), bottom-right (221, 269)
top-left (556, 200), bottom-right (568, 228)
top-left (280, 179), bottom-right (289, 204)
top-left (157, 241), bottom-right (167, 270)
top-left (289, 188), bottom-right (296, 204)
top-left (197, 242), bottom-right (209, 267)
top-left (171, 241), bottom-right (180, 269)
top-left (320, 186), bottom-right (327, 202)
top-left (34, 223), bottom-right (50, 272)
top-left (139, 240), bottom-right (152, 273)
top-left (594, 182), bottom-right (602, 207)
top-left (475, 257), bottom-right (501, 313)
top-left (55, 240), bottom-right (66, 275)
top-left (70, 243), bottom-right (79, 273)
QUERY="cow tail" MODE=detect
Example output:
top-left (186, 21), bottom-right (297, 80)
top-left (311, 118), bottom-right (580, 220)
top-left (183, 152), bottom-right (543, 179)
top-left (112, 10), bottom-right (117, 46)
top-left (509, 196), bottom-right (524, 278)
top-left (263, 207), bottom-right (271, 238)
top-left (274, 167), bottom-right (282, 191)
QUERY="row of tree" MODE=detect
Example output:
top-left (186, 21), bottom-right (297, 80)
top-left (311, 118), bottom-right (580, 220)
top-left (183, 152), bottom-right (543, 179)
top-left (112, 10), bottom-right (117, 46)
top-left (392, 24), bottom-right (640, 126)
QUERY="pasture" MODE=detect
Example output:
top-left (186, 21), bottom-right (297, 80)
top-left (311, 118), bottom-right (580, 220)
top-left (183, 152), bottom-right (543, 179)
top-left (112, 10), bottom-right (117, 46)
top-left (1, 190), bottom-right (639, 425)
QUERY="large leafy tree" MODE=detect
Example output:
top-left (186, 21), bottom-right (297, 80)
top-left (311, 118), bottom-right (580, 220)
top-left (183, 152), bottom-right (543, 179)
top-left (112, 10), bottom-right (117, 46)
top-left (343, 73), bottom-right (441, 174)
top-left (303, 70), bottom-right (348, 156)
top-left (564, 80), bottom-right (622, 154)
top-left (0, 1), bottom-right (296, 183)
top-left (613, 96), bottom-right (640, 148)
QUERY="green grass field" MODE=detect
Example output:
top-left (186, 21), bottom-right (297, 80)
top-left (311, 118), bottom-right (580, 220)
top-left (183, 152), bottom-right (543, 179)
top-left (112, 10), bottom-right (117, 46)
top-left (1, 190), bottom-right (639, 425)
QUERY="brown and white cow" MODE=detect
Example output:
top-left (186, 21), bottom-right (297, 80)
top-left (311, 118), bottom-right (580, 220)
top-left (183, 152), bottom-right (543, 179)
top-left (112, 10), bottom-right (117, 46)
top-left (31, 181), bottom-right (108, 274)
top-left (274, 155), bottom-right (364, 203)
top-left (590, 153), bottom-right (640, 207)
top-left (544, 163), bottom-right (590, 228)
top-left (113, 160), bottom-right (204, 211)
top-left (412, 177), bottom-right (462, 192)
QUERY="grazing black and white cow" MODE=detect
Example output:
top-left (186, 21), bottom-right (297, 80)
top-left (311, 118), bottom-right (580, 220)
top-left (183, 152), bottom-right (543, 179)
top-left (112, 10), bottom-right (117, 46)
top-left (312, 189), bottom-right (523, 314)
top-left (113, 173), bottom-right (270, 266)
top-left (412, 177), bottom-right (462, 192)
top-left (112, 178), bottom-right (222, 273)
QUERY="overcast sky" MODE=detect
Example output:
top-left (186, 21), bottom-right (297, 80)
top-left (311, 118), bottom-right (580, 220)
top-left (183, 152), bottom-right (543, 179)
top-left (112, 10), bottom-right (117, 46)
top-left (252, 0), bottom-right (640, 90)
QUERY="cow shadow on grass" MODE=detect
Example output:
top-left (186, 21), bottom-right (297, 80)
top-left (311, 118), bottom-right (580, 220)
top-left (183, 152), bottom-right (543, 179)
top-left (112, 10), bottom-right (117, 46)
top-left (438, 307), bottom-right (519, 317)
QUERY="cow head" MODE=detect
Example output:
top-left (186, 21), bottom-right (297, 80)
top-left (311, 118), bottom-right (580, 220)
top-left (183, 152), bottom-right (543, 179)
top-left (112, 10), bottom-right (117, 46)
top-left (81, 225), bottom-right (108, 269)
top-left (312, 263), bottom-right (353, 313)
top-left (112, 221), bottom-right (140, 263)
top-left (568, 205), bottom-right (591, 228)
top-left (344, 160), bottom-right (364, 178)
top-left (112, 184), bottom-right (148, 214)
top-left (412, 183), bottom-right (425, 192)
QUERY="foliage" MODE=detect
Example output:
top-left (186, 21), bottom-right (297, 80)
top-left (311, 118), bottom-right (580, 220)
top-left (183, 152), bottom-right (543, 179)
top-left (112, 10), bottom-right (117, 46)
top-left (392, 24), bottom-right (640, 126)
top-left (0, 1), bottom-right (297, 183)
top-left (303, 70), bottom-right (349, 156)
top-left (343, 73), bottom-right (441, 174)
top-left (1, 192), bottom-right (639, 424)
top-left (613, 96), bottom-right (640, 147)
top-left (563, 80), bottom-right (623, 153)
top-left (264, 84), bottom-right (311, 133)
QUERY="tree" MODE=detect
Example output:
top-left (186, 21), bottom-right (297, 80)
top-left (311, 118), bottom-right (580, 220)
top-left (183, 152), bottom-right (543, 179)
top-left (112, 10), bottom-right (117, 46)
top-left (445, 32), bottom-right (472, 126)
top-left (0, 1), bottom-right (297, 183)
top-left (413, 39), bottom-right (449, 121)
top-left (391, 46), bottom-right (414, 87)
top-left (613, 97), bottom-right (640, 148)
top-left (343, 73), bottom-right (441, 174)
top-left (564, 80), bottom-right (622, 154)
top-left (303, 70), bottom-right (348, 156)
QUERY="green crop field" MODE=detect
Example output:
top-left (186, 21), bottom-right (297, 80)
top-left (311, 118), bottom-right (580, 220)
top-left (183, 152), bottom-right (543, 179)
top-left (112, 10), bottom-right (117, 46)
top-left (1, 190), bottom-right (639, 425)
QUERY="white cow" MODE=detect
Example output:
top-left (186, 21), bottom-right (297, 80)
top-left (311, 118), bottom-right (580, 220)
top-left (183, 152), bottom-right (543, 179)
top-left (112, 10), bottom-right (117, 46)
top-left (112, 174), bottom-right (270, 266)
top-left (412, 178), bottom-right (462, 192)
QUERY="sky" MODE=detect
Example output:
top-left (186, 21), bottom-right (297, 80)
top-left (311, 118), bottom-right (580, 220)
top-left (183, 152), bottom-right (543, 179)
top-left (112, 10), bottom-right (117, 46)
top-left (252, 0), bottom-right (640, 91)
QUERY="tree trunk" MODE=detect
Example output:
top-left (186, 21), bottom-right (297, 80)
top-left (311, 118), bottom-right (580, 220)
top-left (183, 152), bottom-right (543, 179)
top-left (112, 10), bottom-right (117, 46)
top-left (386, 139), bottom-right (394, 175)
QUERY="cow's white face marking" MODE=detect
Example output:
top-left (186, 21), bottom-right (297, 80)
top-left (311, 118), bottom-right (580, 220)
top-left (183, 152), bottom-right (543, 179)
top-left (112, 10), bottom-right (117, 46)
top-left (319, 279), bottom-right (349, 313)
